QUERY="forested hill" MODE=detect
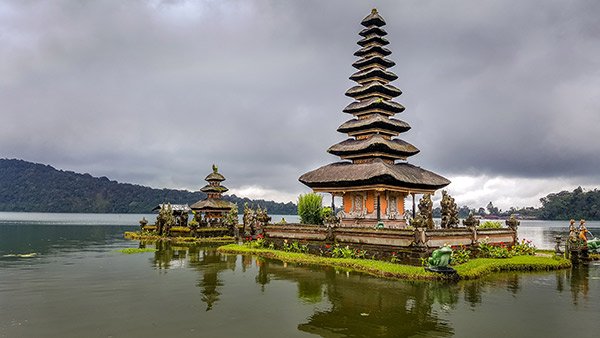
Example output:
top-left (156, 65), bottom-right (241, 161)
top-left (0, 159), bottom-right (296, 214)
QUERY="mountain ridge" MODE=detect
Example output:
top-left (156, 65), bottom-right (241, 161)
top-left (0, 158), bottom-right (296, 214)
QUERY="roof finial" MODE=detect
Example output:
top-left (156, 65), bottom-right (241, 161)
top-left (212, 164), bottom-right (218, 173)
top-left (371, 8), bottom-right (378, 14)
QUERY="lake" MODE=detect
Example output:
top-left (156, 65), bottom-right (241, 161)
top-left (1, 212), bottom-right (599, 337)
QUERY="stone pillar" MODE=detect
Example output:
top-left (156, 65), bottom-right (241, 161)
top-left (411, 193), bottom-right (416, 219)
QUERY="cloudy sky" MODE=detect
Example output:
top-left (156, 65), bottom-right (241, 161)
top-left (2, 0), bottom-right (599, 210)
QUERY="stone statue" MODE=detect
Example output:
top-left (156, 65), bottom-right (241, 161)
top-left (428, 246), bottom-right (453, 268)
top-left (440, 190), bottom-right (459, 228)
top-left (139, 217), bottom-right (148, 230)
top-left (242, 203), bottom-right (255, 237)
top-left (505, 214), bottom-right (520, 230)
top-left (156, 204), bottom-right (175, 236)
top-left (462, 212), bottom-right (480, 229)
top-left (180, 212), bottom-right (188, 228)
top-left (568, 219), bottom-right (577, 242)
top-left (578, 219), bottom-right (588, 242)
top-left (412, 194), bottom-right (435, 229)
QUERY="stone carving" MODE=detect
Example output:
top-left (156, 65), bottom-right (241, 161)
top-left (462, 212), bottom-right (480, 229)
top-left (156, 204), bottom-right (175, 236)
top-left (139, 217), bottom-right (148, 230)
top-left (440, 190), bottom-right (459, 228)
top-left (242, 203), bottom-right (271, 238)
top-left (387, 194), bottom-right (399, 220)
top-left (568, 219), bottom-right (577, 242)
top-left (578, 219), bottom-right (589, 242)
top-left (411, 194), bottom-right (435, 229)
top-left (428, 246), bottom-right (452, 268)
top-left (505, 214), bottom-right (520, 230)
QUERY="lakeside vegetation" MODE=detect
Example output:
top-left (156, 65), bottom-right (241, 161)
top-left (0, 159), bottom-right (296, 214)
top-left (2, 159), bottom-right (600, 220)
top-left (217, 244), bottom-right (571, 281)
top-left (124, 231), bottom-right (236, 245)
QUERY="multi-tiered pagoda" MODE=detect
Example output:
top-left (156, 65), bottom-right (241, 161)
top-left (300, 9), bottom-right (450, 228)
top-left (191, 165), bottom-right (235, 225)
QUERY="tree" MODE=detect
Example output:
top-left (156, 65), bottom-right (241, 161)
top-left (486, 202), bottom-right (499, 216)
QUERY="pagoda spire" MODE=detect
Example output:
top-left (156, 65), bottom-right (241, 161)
top-left (328, 9), bottom-right (419, 164)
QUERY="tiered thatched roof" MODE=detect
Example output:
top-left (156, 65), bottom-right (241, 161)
top-left (191, 165), bottom-right (235, 212)
top-left (300, 9), bottom-right (450, 192)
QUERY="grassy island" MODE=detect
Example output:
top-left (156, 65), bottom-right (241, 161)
top-left (124, 231), bottom-right (235, 245)
top-left (217, 244), bottom-right (572, 281)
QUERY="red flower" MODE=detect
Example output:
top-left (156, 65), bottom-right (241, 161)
top-left (325, 244), bottom-right (331, 249)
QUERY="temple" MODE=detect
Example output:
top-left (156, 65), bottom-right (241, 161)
top-left (300, 9), bottom-right (450, 228)
top-left (191, 165), bottom-right (236, 225)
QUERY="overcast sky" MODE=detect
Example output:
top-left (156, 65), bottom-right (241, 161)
top-left (2, 0), bottom-right (599, 210)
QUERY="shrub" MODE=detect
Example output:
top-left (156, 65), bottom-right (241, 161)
top-left (450, 246), bottom-right (472, 265)
top-left (478, 241), bottom-right (512, 258)
top-left (298, 193), bottom-right (323, 224)
top-left (479, 221), bottom-right (502, 229)
top-left (510, 239), bottom-right (536, 256)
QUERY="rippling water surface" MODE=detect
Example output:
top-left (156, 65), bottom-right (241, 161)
top-left (0, 213), bottom-right (599, 337)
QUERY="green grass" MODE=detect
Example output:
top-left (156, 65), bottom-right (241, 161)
top-left (124, 231), bottom-right (235, 245)
top-left (454, 255), bottom-right (572, 279)
top-left (218, 244), bottom-right (439, 280)
top-left (217, 244), bottom-right (572, 281)
top-left (117, 248), bottom-right (156, 254)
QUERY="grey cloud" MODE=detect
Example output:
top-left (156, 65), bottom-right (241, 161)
top-left (1, 0), bottom-right (599, 204)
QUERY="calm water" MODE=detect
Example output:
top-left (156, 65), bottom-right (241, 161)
top-left (1, 213), bottom-right (599, 338)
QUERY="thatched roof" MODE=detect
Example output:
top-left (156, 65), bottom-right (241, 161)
top-left (337, 115), bottom-right (410, 135)
top-left (359, 26), bottom-right (387, 37)
top-left (345, 82), bottom-right (401, 99)
top-left (328, 134), bottom-right (419, 159)
top-left (190, 198), bottom-right (235, 211)
top-left (361, 9), bottom-right (386, 27)
top-left (343, 97), bottom-right (404, 115)
top-left (354, 45), bottom-right (392, 58)
top-left (357, 35), bottom-right (389, 47)
top-left (299, 159), bottom-right (450, 191)
top-left (205, 171), bottom-right (225, 182)
top-left (200, 185), bottom-right (229, 193)
top-left (352, 55), bottom-right (395, 70)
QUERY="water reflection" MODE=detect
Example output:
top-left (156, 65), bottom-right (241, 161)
top-left (143, 243), bottom-right (600, 337)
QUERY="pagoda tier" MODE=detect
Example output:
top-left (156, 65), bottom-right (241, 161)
top-left (328, 135), bottom-right (419, 160)
top-left (300, 159), bottom-right (450, 192)
top-left (337, 115), bottom-right (410, 136)
top-left (299, 9), bottom-right (449, 228)
top-left (343, 97), bottom-right (404, 115)
top-left (191, 165), bottom-right (235, 218)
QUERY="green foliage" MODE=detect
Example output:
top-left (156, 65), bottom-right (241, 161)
top-left (117, 248), bottom-right (156, 254)
top-left (539, 186), bottom-right (600, 220)
top-left (330, 244), bottom-right (366, 259)
top-left (282, 240), bottom-right (309, 253)
top-left (298, 193), bottom-right (323, 224)
top-left (453, 255), bottom-right (572, 279)
top-left (476, 239), bottom-right (536, 259)
top-left (0, 159), bottom-right (297, 214)
top-left (510, 239), bottom-right (536, 256)
top-left (477, 241), bottom-right (512, 258)
top-left (169, 226), bottom-right (190, 233)
top-left (479, 221), bottom-right (503, 229)
top-left (450, 246), bottom-right (472, 265)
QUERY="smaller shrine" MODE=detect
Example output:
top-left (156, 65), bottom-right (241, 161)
top-left (191, 165), bottom-right (236, 226)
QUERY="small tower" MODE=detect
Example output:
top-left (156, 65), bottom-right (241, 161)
top-left (299, 9), bottom-right (450, 228)
top-left (191, 165), bottom-right (235, 226)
